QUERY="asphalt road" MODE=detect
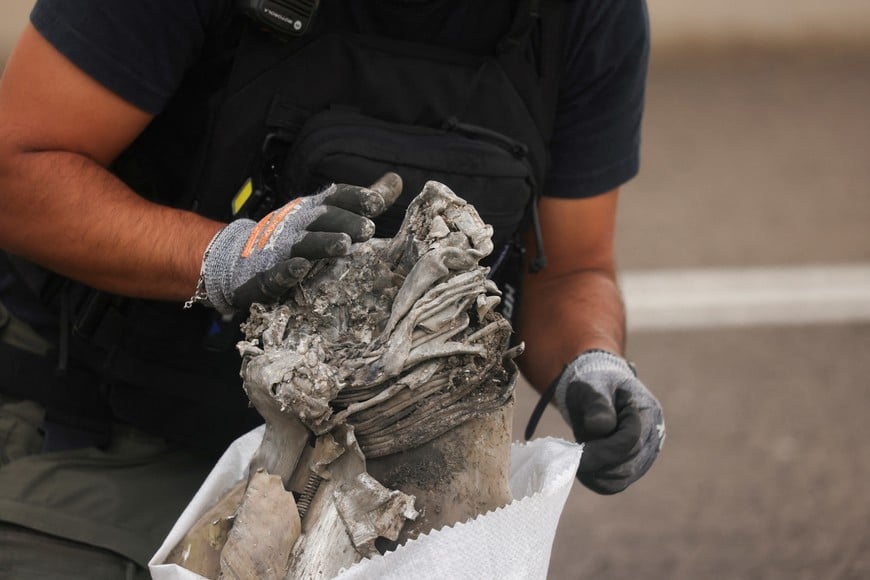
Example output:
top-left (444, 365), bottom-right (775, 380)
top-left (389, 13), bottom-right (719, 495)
top-left (516, 47), bottom-right (870, 579)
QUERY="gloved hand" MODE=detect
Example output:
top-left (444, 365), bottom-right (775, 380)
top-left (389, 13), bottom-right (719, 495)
top-left (554, 349), bottom-right (665, 494)
top-left (197, 173), bottom-right (402, 314)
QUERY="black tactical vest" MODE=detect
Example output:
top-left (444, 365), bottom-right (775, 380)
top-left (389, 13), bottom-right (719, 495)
top-left (3, 0), bottom-right (567, 453)
top-left (199, 2), bottom-right (557, 240)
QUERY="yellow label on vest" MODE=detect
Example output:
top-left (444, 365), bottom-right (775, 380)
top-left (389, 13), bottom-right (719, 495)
top-left (231, 178), bottom-right (254, 216)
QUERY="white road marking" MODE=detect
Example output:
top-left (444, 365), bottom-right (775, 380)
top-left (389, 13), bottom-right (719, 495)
top-left (621, 264), bottom-right (870, 330)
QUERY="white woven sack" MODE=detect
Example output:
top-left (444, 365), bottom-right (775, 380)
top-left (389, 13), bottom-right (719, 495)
top-left (149, 425), bottom-right (582, 580)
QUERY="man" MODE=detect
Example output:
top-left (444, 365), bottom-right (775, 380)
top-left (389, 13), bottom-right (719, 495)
top-left (0, 0), bottom-right (663, 576)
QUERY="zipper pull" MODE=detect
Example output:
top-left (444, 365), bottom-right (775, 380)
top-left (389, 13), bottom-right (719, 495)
top-left (529, 196), bottom-right (547, 273)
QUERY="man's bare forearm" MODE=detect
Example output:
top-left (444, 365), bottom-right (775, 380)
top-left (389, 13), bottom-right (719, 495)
top-left (0, 149), bottom-right (224, 301)
top-left (517, 267), bottom-right (626, 393)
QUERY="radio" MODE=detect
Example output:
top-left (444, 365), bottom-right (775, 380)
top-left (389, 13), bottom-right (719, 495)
top-left (236, 0), bottom-right (321, 37)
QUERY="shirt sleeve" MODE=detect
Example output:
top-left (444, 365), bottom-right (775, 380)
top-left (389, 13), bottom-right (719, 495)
top-left (30, 0), bottom-right (225, 115)
top-left (545, 0), bottom-right (650, 198)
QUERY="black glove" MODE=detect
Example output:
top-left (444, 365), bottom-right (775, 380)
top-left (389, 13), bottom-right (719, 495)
top-left (527, 349), bottom-right (665, 494)
top-left (193, 173), bottom-right (402, 314)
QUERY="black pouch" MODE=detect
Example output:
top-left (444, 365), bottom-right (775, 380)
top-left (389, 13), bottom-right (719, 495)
top-left (488, 237), bottom-right (526, 336)
top-left (271, 107), bottom-right (536, 261)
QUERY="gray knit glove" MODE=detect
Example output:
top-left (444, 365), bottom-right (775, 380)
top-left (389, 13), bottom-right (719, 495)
top-left (198, 173), bottom-right (402, 314)
top-left (554, 350), bottom-right (665, 494)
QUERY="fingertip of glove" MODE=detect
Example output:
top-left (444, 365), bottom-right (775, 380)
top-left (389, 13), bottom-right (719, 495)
top-left (284, 256), bottom-right (312, 278)
top-left (368, 172), bottom-right (403, 209)
top-left (360, 217), bottom-right (376, 240)
top-left (577, 471), bottom-right (628, 495)
top-left (292, 231), bottom-right (353, 259)
top-left (327, 233), bottom-right (353, 256)
top-left (357, 191), bottom-right (386, 217)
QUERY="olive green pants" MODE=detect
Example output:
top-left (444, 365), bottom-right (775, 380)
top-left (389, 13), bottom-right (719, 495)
top-left (0, 521), bottom-right (148, 580)
top-left (0, 396), bottom-right (215, 579)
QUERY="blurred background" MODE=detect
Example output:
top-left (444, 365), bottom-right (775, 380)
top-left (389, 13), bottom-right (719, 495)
top-left (2, 1), bottom-right (869, 578)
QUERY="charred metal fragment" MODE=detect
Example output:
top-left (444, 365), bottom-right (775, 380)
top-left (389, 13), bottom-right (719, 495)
top-left (168, 181), bottom-right (520, 579)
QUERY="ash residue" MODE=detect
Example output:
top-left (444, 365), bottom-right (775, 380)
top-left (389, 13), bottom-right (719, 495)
top-left (376, 445), bottom-right (460, 490)
top-left (238, 181), bottom-right (519, 456)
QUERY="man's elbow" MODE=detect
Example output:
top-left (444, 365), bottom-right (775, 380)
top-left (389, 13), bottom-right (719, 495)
top-left (0, 140), bottom-right (49, 252)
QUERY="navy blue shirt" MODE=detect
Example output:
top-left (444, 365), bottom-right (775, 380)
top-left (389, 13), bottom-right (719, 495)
top-left (30, 0), bottom-right (648, 199)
